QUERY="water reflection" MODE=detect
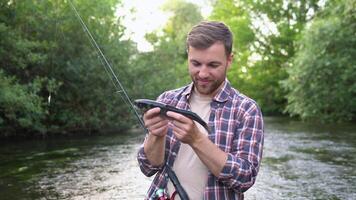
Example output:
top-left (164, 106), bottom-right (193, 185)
top-left (246, 117), bottom-right (356, 200)
top-left (0, 117), bottom-right (355, 199)
top-left (36, 143), bottom-right (152, 199)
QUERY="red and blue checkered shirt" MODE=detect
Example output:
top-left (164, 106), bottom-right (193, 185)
top-left (137, 80), bottom-right (264, 200)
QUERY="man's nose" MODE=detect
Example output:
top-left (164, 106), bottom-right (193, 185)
top-left (198, 65), bottom-right (209, 78)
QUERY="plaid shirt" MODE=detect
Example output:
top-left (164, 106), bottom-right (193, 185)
top-left (137, 80), bottom-right (264, 200)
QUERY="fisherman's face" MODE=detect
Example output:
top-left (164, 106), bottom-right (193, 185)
top-left (188, 42), bottom-right (233, 97)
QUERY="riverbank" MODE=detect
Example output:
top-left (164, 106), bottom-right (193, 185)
top-left (0, 125), bottom-right (143, 141)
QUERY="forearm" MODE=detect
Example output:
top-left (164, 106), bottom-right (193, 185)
top-left (144, 134), bottom-right (166, 166)
top-left (191, 136), bottom-right (228, 177)
top-left (191, 130), bottom-right (262, 192)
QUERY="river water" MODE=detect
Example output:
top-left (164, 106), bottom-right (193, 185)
top-left (0, 117), bottom-right (355, 200)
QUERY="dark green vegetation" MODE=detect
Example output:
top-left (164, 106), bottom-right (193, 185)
top-left (0, 0), bottom-right (138, 137)
top-left (282, 0), bottom-right (356, 122)
top-left (210, 0), bottom-right (355, 118)
top-left (0, 0), bottom-right (355, 137)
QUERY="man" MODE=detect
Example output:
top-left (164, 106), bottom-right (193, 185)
top-left (137, 21), bottom-right (264, 200)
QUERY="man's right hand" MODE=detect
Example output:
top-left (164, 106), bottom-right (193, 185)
top-left (143, 107), bottom-right (169, 137)
top-left (143, 107), bottom-right (169, 166)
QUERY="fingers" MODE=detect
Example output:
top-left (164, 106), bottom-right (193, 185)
top-left (166, 111), bottom-right (193, 130)
top-left (166, 111), bottom-right (190, 124)
top-left (143, 107), bottom-right (168, 137)
top-left (166, 111), bottom-right (203, 145)
top-left (144, 108), bottom-right (166, 127)
top-left (143, 107), bottom-right (161, 121)
top-left (170, 118), bottom-right (186, 132)
top-left (168, 111), bottom-right (192, 135)
top-left (149, 118), bottom-right (167, 129)
top-left (143, 109), bottom-right (198, 141)
top-left (150, 123), bottom-right (169, 137)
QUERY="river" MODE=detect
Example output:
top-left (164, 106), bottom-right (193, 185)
top-left (0, 117), bottom-right (355, 199)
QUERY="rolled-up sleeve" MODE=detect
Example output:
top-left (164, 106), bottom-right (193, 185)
top-left (217, 106), bottom-right (264, 192)
top-left (137, 142), bottom-right (164, 177)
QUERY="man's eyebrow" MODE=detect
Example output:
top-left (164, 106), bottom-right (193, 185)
top-left (189, 59), bottom-right (200, 63)
top-left (208, 61), bottom-right (222, 65)
top-left (189, 59), bottom-right (222, 65)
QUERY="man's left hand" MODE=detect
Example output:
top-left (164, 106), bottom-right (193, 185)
top-left (166, 111), bottom-right (204, 145)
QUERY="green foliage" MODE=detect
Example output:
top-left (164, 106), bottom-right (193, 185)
top-left (1, 0), bottom-right (354, 137)
top-left (0, 0), bottom-right (137, 137)
top-left (282, 0), bottom-right (356, 122)
top-left (0, 70), bottom-right (46, 135)
top-left (131, 0), bottom-right (204, 100)
top-left (210, 0), bottom-right (323, 114)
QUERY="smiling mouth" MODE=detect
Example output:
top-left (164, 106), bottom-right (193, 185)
top-left (198, 79), bottom-right (210, 85)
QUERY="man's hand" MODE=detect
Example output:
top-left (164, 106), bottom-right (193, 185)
top-left (166, 111), bottom-right (204, 145)
top-left (143, 107), bottom-right (169, 167)
top-left (143, 107), bottom-right (169, 137)
top-left (167, 111), bottom-right (228, 177)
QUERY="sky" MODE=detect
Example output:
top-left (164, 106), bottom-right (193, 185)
top-left (117, 0), bottom-right (212, 52)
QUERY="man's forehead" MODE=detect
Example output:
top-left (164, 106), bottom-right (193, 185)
top-left (188, 43), bottom-right (230, 59)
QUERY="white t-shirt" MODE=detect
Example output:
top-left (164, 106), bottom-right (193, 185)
top-left (167, 90), bottom-right (212, 199)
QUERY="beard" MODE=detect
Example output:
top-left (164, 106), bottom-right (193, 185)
top-left (192, 76), bottom-right (225, 96)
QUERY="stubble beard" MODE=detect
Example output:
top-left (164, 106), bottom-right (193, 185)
top-left (192, 77), bottom-right (223, 96)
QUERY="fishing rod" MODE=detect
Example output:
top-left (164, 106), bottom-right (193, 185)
top-left (67, 1), bottom-right (189, 199)
top-left (67, 0), bottom-right (145, 129)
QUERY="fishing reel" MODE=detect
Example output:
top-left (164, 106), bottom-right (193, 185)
top-left (154, 188), bottom-right (178, 200)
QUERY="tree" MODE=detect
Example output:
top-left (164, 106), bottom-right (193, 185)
top-left (282, 0), bottom-right (356, 122)
top-left (0, 0), bottom-right (138, 137)
top-left (130, 0), bottom-right (204, 100)
top-left (209, 0), bottom-right (324, 114)
top-left (0, 1), bottom-right (56, 136)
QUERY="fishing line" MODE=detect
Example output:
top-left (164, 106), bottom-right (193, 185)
top-left (67, 0), bottom-right (145, 129)
top-left (67, 1), bottom-right (189, 199)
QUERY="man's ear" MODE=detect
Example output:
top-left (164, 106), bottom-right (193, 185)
top-left (227, 53), bottom-right (234, 69)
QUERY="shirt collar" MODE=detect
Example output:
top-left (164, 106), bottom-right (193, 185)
top-left (213, 79), bottom-right (231, 103)
top-left (182, 82), bottom-right (194, 100)
top-left (182, 79), bottom-right (232, 103)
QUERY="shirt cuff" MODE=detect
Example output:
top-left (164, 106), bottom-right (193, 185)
top-left (137, 146), bottom-right (164, 174)
top-left (218, 153), bottom-right (236, 181)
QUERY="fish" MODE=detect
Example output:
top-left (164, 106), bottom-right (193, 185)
top-left (134, 99), bottom-right (210, 133)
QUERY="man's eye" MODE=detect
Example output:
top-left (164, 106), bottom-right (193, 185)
top-left (192, 62), bottom-right (201, 67)
top-left (209, 64), bottom-right (220, 68)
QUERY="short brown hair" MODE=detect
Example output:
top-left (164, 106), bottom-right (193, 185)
top-left (186, 21), bottom-right (233, 56)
